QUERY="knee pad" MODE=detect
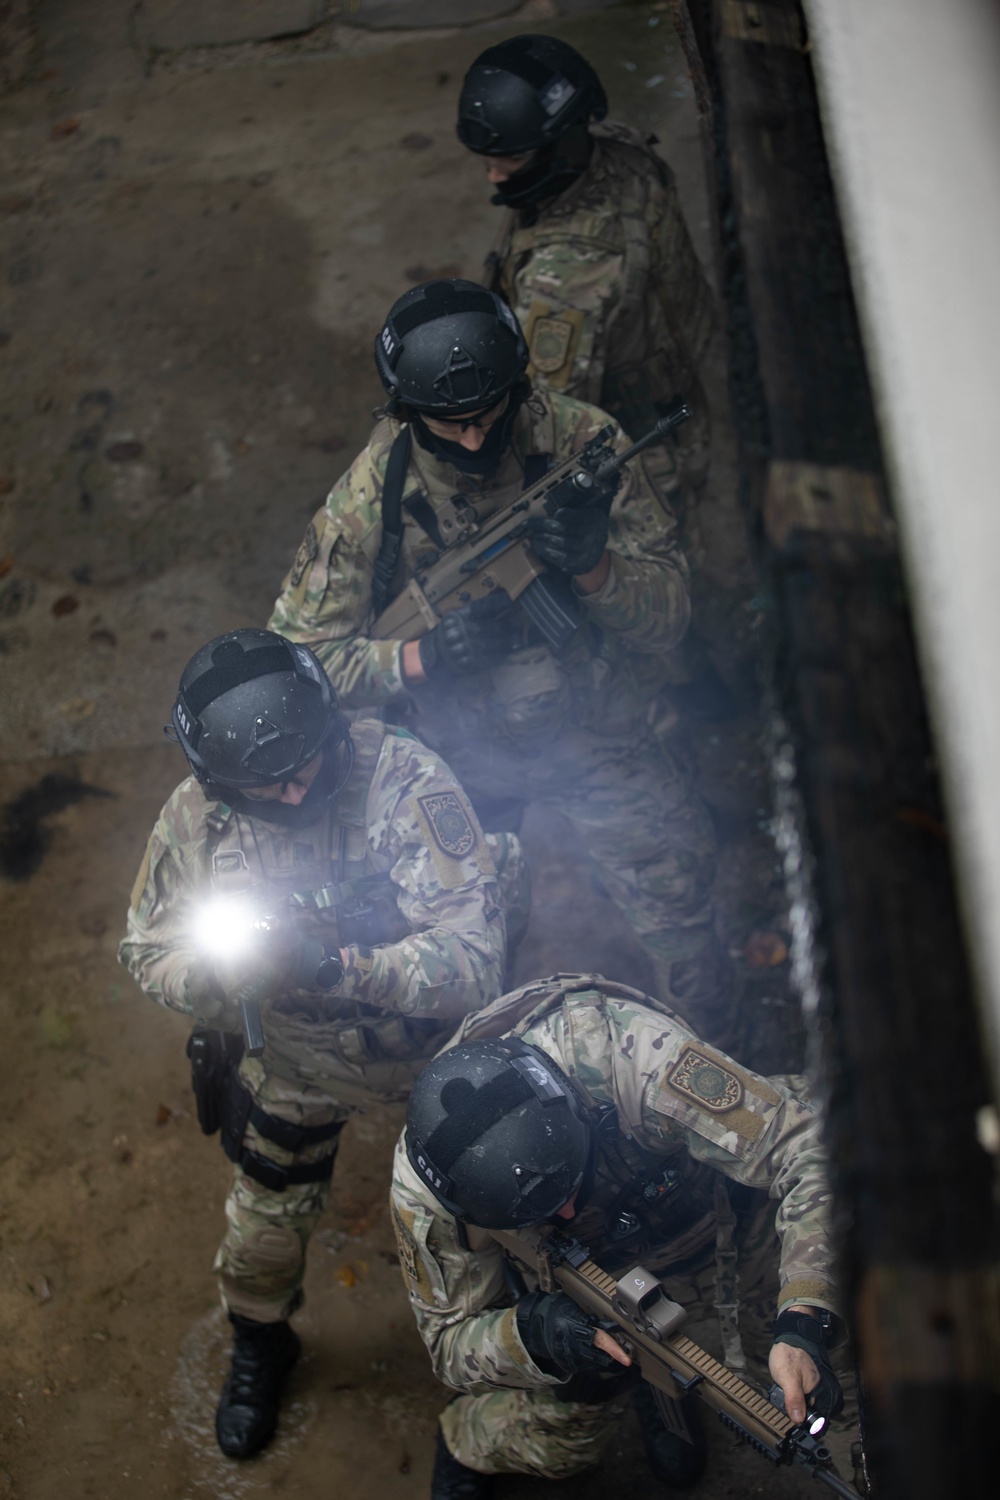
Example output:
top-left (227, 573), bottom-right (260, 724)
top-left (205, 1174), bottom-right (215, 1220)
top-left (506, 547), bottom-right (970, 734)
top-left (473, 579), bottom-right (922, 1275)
top-left (237, 1225), bottom-right (304, 1279)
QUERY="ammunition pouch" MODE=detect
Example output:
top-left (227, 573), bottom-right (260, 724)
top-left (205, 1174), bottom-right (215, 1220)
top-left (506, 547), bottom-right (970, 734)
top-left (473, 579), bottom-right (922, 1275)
top-left (334, 1013), bottom-right (443, 1068)
top-left (489, 645), bottom-right (574, 746)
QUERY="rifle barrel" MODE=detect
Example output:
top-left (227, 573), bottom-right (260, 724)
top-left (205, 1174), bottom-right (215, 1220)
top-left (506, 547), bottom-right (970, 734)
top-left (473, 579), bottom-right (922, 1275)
top-left (594, 401), bottom-right (691, 483)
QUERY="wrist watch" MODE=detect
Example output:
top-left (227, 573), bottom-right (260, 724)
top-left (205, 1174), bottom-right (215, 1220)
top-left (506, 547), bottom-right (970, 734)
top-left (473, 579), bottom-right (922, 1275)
top-left (314, 949), bottom-right (345, 992)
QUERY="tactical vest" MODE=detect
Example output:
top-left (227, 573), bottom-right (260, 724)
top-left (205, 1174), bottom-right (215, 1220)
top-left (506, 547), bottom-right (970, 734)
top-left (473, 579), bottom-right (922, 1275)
top-left (205, 718), bottom-right (442, 1083)
top-left (206, 716), bottom-right (409, 954)
top-left (452, 975), bottom-right (719, 1276)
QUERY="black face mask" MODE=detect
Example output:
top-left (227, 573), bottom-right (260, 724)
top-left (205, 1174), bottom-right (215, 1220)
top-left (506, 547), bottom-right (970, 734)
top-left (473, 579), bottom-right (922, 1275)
top-left (490, 128), bottom-right (594, 211)
top-left (411, 383), bottom-right (526, 477)
top-left (226, 739), bottom-right (354, 829)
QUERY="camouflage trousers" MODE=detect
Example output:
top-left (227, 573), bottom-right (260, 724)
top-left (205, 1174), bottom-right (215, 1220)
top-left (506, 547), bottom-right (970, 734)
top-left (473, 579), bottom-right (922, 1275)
top-left (441, 1196), bottom-right (857, 1479)
top-left (433, 725), bottom-right (734, 1043)
top-left (213, 1058), bottom-right (352, 1323)
top-left (214, 830), bottom-right (528, 1322)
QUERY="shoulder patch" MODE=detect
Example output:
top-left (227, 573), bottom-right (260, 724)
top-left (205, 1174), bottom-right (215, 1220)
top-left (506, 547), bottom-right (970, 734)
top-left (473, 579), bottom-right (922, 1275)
top-left (391, 1200), bottom-right (435, 1305)
top-left (667, 1047), bottom-right (743, 1113)
top-left (289, 521), bottom-right (319, 588)
top-left (418, 792), bottom-right (475, 858)
top-left (654, 1039), bottom-right (782, 1159)
top-left (531, 315), bottom-right (575, 375)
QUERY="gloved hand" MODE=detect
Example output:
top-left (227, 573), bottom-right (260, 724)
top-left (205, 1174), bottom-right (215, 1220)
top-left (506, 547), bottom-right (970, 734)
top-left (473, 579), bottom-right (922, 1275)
top-left (516, 1291), bottom-right (620, 1378)
top-left (769, 1309), bottom-right (844, 1422)
top-left (418, 593), bottom-right (516, 680)
top-left (214, 924), bottom-right (325, 1007)
top-left (525, 504), bottom-right (609, 577)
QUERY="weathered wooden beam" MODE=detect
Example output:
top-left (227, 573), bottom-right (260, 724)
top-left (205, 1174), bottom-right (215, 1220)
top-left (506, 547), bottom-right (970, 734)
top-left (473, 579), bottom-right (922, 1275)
top-left (673, 3), bottom-right (1000, 1495)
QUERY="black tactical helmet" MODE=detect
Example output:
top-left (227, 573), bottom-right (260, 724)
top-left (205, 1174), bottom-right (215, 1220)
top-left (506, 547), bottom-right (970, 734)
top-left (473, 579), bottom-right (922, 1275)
top-left (405, 1038), bottom-right (592, 1228)
top-left (170, 629), bottom-right (350, 796)
top-left (457, 34), bottom-right (607, 157)
top-left (375, 278), bottom-right (528, 417)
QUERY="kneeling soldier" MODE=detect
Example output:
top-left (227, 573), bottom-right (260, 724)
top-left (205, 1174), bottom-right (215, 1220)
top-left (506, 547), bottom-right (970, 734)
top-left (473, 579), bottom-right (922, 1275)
top-left (391, 974), bottom-right (848, 1497)
top-left (119, 628), bottom-right (518, 1459)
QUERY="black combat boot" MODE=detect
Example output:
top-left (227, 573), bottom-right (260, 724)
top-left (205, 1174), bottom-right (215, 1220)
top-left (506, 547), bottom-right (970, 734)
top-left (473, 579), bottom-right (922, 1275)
top-left (215, 1312), bottom-right (301, 1459)
top-left (431, 1428), bottom-right (493, 1500)
top-left (633, 1380), bottom-right (708, 1489)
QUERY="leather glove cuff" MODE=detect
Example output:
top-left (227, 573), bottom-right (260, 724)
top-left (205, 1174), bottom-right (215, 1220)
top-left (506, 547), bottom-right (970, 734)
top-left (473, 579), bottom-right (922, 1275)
top-left (772, 1309), bottom-right (839, 1350)
top-left (516, 1291), bottom-right (616, 1379)
top-left (772, 1310), bottom-right (844, 1419)
top-left (417, 627), bottom-right (448, 682)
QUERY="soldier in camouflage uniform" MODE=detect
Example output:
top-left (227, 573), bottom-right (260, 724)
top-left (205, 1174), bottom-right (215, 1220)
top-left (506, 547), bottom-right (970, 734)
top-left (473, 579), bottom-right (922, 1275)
top-left (269, 279), bottom-right (736, 1045)
top-left (392, 975), bottom-right (849, 1497)
top-left (119, 629), bottom-right (517, 1461)
top-left (458, 35), bottom-right (733, 719)
top-left (457, 33), bottom-right (716, 506)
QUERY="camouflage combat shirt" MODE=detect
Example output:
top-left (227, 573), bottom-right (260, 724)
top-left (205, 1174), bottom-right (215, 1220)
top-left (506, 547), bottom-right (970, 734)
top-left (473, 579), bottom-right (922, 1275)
top-left (390, 977), bottom-right (838, 1395)
top-left (119, 720), bottom-right (505, 1101)
top-left (268, 387), bottom-right (689, 750)
top-left (487, 123), bottom-right (717, 477)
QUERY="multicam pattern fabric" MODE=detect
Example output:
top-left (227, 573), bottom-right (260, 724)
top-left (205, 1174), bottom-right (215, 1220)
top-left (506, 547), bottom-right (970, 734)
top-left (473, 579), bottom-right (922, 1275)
top-left (268, 388), bottom-right (732, 1037)
top-left (390, 979), bottom-right (840, 1476)
top-left (267, 385), bottom-right (689, 718)
top-left (119, 722), bottom-right (520, 1322)
top-left (489, 123), bottom-right (718, 486)
top-left (119, 721), bottom-right (507, 1089)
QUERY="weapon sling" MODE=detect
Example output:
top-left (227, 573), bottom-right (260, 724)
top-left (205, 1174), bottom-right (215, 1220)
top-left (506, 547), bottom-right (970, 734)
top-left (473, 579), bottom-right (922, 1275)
top-left (371, 425), bottom-right (413, 619)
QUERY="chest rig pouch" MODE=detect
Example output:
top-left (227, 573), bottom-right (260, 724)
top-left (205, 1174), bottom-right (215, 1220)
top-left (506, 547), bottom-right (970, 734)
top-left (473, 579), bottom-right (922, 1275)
top-left (572, 1107), bottom-right (718, 1277)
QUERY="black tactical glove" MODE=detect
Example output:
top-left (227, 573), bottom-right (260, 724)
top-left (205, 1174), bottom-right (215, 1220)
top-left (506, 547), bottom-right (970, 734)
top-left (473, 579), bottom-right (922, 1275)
top-left (525, 504), bottom-right (609, 577)
top-left (417, 593), bottom-right (516, 680)
top-left (516, 1291), bottom-right (619, 1378)
top-left (771, 1309), bottom-right (844, 1419)
top-left (214, 927), bottom-right (326, 1006)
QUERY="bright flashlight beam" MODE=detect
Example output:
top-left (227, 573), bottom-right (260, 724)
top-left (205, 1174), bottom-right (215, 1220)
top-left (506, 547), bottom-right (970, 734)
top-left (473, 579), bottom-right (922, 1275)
top-left (191, 896), bottom-right (254, 961)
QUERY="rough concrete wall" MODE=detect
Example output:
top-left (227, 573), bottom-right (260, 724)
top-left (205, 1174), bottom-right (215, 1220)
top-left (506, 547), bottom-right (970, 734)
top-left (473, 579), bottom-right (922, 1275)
top-left (802, 0), bottom-right (1000, 1098)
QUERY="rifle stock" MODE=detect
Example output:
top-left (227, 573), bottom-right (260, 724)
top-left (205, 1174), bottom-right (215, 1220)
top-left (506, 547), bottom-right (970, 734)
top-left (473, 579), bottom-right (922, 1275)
top-left (490, 1226), bottom-right (856, 1498)
top-left (370, 402), bottom-right (691, 650)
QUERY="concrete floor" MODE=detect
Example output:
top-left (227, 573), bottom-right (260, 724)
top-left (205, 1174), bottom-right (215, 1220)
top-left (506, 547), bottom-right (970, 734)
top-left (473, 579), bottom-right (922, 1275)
top-left (0, 3), bottom-right (839, 1497)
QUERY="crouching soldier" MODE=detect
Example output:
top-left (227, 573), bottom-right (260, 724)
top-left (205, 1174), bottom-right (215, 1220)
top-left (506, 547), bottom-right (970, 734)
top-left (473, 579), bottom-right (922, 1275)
top-left (391, 974), bottom-right (851, 1496)
top-left (119, 628), bottom-right (523, 1460)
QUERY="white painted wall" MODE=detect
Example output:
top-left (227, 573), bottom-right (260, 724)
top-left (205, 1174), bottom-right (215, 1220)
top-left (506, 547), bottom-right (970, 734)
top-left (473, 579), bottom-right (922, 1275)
top-left (801, 0), bottom-right (1000, 1094)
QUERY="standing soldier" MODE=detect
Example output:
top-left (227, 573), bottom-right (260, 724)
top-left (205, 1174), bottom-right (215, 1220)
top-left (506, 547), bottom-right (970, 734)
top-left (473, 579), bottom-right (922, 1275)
top-left (119, 628), bottom-right (511, 1460)
top-left (392, 975), bottom-right (848, 1498)
top-left (458, 34), bottom-right (732, 718)
top-left (269, 279), bottom-right (736, 1046)
top-left (458, 32), bottom-right (717, 510)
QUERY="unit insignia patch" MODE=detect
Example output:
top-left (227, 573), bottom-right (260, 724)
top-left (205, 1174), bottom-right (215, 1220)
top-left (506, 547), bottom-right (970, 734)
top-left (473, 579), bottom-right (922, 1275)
top-left (667, 1047), bottom-right (744, 1113)
top-left (530, 316), bottom-right (574, 374)
top-left (418, 792), bottom-right (475, 858)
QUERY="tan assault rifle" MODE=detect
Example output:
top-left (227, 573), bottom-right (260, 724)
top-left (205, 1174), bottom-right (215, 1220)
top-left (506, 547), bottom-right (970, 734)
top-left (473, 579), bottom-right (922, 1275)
top-left (370, 401), bottom-right (690, 654)
top-left (491, 1225), bottom-right (856, 1498)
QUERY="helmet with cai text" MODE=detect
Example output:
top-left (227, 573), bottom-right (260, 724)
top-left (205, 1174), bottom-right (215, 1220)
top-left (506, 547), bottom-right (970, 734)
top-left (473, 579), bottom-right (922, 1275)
top-left (457, 34), bottom-right (607, 158)
top-left (375, 278), bottom-right (528, 418)
top-left (169, 628), bottom-right (352, 809)
top-left (404, 1037), bottom-right (593, 1228)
